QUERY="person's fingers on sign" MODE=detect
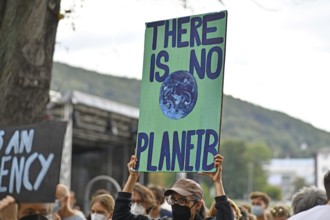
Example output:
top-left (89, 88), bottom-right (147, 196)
top-left (0, 195), bottom-right (15, 211)
top-left (128, 155), bottom-right (140, 178)
top-left (199, 154), bottom-right (224, 183)
top-left (0, 195), bottom-right (17, 220)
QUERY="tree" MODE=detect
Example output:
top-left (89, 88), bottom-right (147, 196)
top-left (245, 142), bottom-right (272, 191)
top-left (263, 184), bottom-right (282, 201)
top-left (0, 0), bottom-right (61, 126)
top-left (220, 140), bottom-right (249, 199)
top-left (292, 176), bottom-right (307, 194)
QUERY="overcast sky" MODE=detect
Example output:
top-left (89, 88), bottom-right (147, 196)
top-left (54, 0), bottom-right (330, 133)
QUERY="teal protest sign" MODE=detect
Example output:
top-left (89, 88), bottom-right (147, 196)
top-left (0, 121), bottom-right (67, 202)
top-left (136, 11), bottom-right (227, 172)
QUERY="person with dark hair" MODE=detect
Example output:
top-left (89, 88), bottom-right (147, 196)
top-left (249, 191), bottom-right (271, 220)
top-left (206, 198), bottom-right (241, 220)
top-left (290, 186), bottom-right (327, 215)
top-left (148, 184), bottom-right (172, 219)
top-left (288, 170), bottom-right (330, 219)
top-left (112, 154), bottom-right (233, 220)
top-left (131, 183), bottom-right (157, 216)
top-left (17, 203), bottom-right (53, 220)
top-left (238, 206), bottom-right (255, 220)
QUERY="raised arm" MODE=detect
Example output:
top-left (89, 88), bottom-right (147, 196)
top-left (113, 155), bottom-right (148, 220)
top-left (201, 154), bottom-right (234, 220)
top-left (123, 155), bottom-right (140, 193)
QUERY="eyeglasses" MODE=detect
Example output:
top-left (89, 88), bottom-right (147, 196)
top-left (166, 195), bottom-right (199, 206)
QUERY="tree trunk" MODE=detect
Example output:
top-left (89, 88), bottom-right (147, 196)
top-left (0, 0), bottom-right (61, 126)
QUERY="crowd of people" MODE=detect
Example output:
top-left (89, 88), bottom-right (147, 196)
top-left (0, 153), bottom-right (329, 220)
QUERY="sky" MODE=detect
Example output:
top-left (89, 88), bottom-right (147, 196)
top-left (54, 0), bottom-right (330, 133)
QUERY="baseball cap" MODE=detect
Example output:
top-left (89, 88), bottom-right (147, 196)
top-left (164, 179), bottom-right (204, 199)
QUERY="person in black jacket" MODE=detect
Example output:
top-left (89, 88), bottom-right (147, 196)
top-left (112, 154), bottom-right (233, 220)
top-left (201, 154), bottom-right (234, 220)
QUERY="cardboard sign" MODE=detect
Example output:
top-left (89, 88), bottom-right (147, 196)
top-left (0, 121), bottom-right (67, 202)
top-left (136, 11), bottom-right (228, 172)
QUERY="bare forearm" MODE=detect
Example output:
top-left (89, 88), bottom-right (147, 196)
top-left (214, 180), bottom-right (225, 196)
top-left (123, 175), bottom-right (139, 193)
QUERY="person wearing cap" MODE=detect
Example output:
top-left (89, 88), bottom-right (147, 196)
top-left (163, 178), bottom-right (204, 219)
top-left (163, 154), bottom-right (233, 220)
top-left (112, 154), bottom-right (234, 220)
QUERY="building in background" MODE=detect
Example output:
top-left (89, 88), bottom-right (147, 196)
top-left (48, 90), bottom-right (141, 214)
top-left (265, 151), bottom-right (330, 202)
top-left (264, 158), bottom-right (315, 201)
top-left (315, 148), bottom-right (330, 189)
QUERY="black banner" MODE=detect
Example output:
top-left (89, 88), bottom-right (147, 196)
top-left (0, 121), bottom-right (67, 203)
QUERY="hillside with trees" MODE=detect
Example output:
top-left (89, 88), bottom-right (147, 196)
top-left (51, 62), bottom-right (330, 158)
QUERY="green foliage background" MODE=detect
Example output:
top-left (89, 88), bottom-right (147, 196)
top-left (51, 62), bottom-right (330, 203)
top-left (51, 62), bottom-right (330, 159)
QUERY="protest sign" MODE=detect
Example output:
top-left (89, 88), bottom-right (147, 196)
top-left (136, 11), bottom-right (228, 172)
top-left (0, 121), bottom-right (67, 202)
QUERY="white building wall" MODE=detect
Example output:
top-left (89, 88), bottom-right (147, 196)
top-left (264, 158), bottom-right (315, 201)
top-left (316, 148), bottom-right (330, 189)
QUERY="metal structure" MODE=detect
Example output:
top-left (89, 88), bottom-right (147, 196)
top-left (47, 90), bottom-right (143, 209)
top-left (83, 175), bottom-right (121, 214)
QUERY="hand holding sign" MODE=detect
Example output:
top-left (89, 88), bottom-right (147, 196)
top-left (122, 155), bottom-right (140, 194)
top-left (137, 11), bottom-right (227, 172)
top-left (200, 153), bottom-right (226, 197)
top-left (0, 195), bottom-right (17, 220)
top-left (0, 195), bottom-right (15, 210)
top-left (199, 154), bottom-right (223, 182)
top-left (128, 155), bottom-right (139, 176)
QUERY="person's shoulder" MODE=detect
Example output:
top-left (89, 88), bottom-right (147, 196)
top-left (160, 208), bottom-right (172, 217)
top-left (73, 209), bottom-right (86, 219)
top-left (288, 205), bottom-right (329, 220)
top-left (63, 214), bottom-right (86, 220)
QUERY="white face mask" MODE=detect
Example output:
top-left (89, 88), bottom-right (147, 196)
top-left (130, 202), bottom-right (145, 215)
top-left (91, 213), bottom-right (108, 220)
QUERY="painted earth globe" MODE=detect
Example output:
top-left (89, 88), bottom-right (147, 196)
top-left (159, 70), bottom-right (198, 119)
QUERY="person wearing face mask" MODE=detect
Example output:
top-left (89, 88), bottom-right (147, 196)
top-left (111, 156), bottom-right (157, 220)
top-left (0, 196), bottom-right (61, 220)
top-left (148, 185), bottom-right (173, 219)
top-left (206, 198), bottom-right (241, 220)
top-left (249, 192), bottom-right (271, 220)
top-left (131, 183), bottom-right (156, 217)
top-left (112, 154), bottom-right (234, 220)
top-left (90, 194), bottom-right (115, 220)
top-left (17, 203), bottom-right (51, 220)
top-left (164, 153), bottom-right (233, 220)
top-left (56, 184), bottom-right (86, 220)
top-left (163, 178), bottom-right (205, 220)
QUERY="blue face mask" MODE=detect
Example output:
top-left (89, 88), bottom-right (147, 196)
top-left (251, 205), bottom-right (264, 217)
top-left (52, 199), bottom-right (62, 213)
